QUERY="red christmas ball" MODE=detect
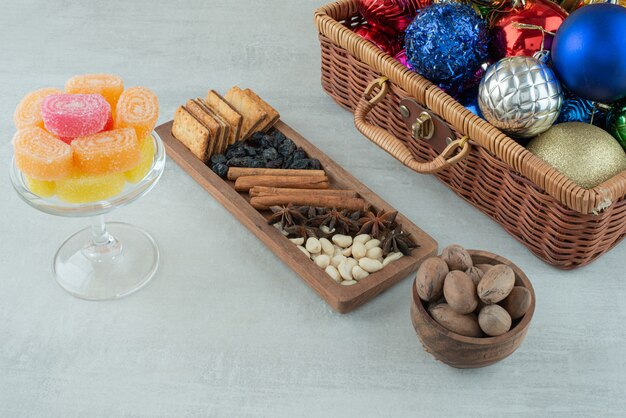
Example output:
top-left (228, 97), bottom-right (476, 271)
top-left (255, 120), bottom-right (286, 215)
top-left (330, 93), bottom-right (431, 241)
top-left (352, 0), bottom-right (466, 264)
top-left (358, 0), bottom-right (432, 36)
top-left (492, 0), bottom-right (568, 58)
top-left (394, 49), bottom-right (412, 69)
top-left (354, 25), bottom-right (403, 55)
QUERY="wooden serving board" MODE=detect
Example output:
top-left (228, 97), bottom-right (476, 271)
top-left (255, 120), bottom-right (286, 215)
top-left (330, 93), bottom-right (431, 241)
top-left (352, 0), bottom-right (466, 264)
top-left (157, 120), bottom-right (438, 313)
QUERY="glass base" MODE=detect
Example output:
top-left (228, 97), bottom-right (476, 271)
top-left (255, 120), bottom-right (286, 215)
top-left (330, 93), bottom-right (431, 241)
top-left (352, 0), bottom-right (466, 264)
top-left (53, 222), bottom-right (159, 300)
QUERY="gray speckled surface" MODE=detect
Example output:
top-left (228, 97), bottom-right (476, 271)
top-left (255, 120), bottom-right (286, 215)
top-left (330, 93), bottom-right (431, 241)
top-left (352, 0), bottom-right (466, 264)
top-left (1, 1), bottom-right (625, 416)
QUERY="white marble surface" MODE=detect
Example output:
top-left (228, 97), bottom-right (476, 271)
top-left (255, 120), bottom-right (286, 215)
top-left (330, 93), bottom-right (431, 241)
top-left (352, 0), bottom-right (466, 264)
top-left (1, 1), bottom-right (625, 416)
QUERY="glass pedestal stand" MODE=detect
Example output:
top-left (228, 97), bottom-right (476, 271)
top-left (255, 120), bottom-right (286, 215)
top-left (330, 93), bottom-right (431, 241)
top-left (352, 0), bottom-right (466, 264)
top-left (11, 132), bottom-right (166, 300)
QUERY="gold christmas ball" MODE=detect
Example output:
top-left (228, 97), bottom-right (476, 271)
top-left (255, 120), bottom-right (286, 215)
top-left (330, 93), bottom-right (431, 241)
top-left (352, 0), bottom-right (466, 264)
top-left (527, 122), bottom-right (626, 189)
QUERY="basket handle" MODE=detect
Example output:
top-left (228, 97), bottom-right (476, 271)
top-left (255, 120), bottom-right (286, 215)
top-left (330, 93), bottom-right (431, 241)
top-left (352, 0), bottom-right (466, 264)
top-left (354, 77), bottom-right (470, 174)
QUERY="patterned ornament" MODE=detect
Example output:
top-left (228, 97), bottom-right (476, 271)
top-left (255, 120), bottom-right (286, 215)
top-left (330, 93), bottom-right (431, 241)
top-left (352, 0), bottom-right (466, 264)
top-left (552, 3), bottom-right (626, 103)
top-left (405, 3), bottom-right (489, 85)
top-left (353, 25), bottom-right (403, 55)
top-left (556, 95), bottom-right (605, 126)
top-left (358, 0), bottom-right (431, 36)
top-left (606, 101), bottom-right (626, 150)
top-left (527, 122), bottom-right (626, 188)
top-left (491, 0), bottom-right (568, 58)
top-left (478, 54), bottom-right (563, 138)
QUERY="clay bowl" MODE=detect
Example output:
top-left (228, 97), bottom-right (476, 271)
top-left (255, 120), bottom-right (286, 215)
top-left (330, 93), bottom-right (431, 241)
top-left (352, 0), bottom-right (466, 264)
top-left (410, 250), bottom-right (535, 368)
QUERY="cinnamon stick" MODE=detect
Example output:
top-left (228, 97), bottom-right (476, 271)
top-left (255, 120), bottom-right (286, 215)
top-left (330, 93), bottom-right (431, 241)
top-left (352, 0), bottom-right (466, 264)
top-left (249, 186), bottom-right (358, 199)
top-left (234, 175), bottom-right (330, 192)
top-left (250, 195), bottom-right (369, 212)
top-left (227, 167), bottom-right (326, 180)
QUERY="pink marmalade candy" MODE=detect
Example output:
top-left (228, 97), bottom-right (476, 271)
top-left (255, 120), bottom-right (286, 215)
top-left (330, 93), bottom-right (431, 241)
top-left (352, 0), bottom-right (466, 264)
top-left (41, 94), bottom-right (111, 139)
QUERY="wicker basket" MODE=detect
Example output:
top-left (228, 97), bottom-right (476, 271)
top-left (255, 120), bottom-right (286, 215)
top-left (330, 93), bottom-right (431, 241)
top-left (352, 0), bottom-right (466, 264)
top-left (314, 0), bottom-right (626, 269)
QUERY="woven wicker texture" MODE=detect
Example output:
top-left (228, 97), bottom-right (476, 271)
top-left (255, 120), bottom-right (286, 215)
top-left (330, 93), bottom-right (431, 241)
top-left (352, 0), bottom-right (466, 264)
top-left (315, 0), bottom-right (626, 269)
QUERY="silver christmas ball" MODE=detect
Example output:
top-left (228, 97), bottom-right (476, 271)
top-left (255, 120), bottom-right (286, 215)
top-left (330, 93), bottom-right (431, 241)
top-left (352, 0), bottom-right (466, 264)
top-left (478, 55), bottom-right (563, 138)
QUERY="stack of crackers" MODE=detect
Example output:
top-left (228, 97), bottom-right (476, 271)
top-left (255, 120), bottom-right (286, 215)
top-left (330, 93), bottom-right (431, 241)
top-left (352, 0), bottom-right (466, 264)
top-left (172, 86), bottom-right (280, 163)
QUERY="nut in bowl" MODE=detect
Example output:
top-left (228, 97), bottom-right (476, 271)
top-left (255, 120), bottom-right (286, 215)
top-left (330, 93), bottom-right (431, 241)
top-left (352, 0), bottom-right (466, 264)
top-left (411, 247), bottom-right (535, 368)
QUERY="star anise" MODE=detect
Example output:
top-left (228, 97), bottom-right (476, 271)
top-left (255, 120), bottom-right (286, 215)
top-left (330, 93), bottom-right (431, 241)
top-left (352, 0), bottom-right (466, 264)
top-left (299, 205), bottom-right (324, 221)
top-left (311, 207), bottom-right (359, 235)
top-left (267, 203), bottom-right (306, 228)
top-left (381, 226), bottom-right (418, 256)
top-left (284, 224), bottom-right (322, 239)
top-left (357, 209), bottom-right (398, 238)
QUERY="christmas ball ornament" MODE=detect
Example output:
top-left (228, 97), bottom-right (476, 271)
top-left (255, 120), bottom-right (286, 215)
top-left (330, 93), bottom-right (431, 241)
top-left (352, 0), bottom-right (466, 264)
top-left (358, 0), bottom-right (431, 36)
top-left (552, 3), bottom-right (626, 103)
top-left (405, 3), bottom-right (489, 85)
top-left (478, 54), bottom-right (563, 138)
top-left (394, 49), bottom-right (412, 69)
top-left (527, 122), bottom-right (626, 188)
top-left (353, 25), bottom-right (403, 55)
top-left (607, 102), bottom-right (626, 150)
top-left (561, 0), bottom-right (626, 13)
top-left (492, 0), bottom-right (568, 58)
top-left (556, 95), bottom-right (604, 125)
top-left (459, 89), bottom-right (484, 118)
top-left (584, 0), bottom-right (626, 6)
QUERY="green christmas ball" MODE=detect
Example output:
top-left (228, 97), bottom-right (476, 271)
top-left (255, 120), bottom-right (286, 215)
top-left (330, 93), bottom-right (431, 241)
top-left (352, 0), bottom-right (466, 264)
top-left (527, 122), bottom-right (626, 189)
top-left (607, 101), bottom-right (626, 151)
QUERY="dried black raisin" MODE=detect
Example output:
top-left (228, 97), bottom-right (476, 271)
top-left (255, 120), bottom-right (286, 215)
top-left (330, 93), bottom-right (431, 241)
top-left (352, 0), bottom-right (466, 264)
top-left (309, 158), bottom-right (321, 170)
top-left (247, 132), bottom-right (262, 143)
top-left (282, 153), bottom-right (294, 169)
top-left (248, 159), bottom-right (266, 168)
top-left (278, 139), bottom-right (296, 156)
top-left (289, 159), bottom-right (310, 169)
top-left (265, 158), bottom-right (283, 169)
top-left (273, 131), bottom-right (287, 143)
top-left (262, 147), bottom-right (279, 161)
top-left (212, 163), bottom-right (229, 178)
top-left (292, 149), bottom-right (307, 161)
top-left (244, 145), bottom-right (258, 156)
top-left (227, 157), bottom-right (254, 167)
top-left (226, 146), bottom-right (246, 159)
top-left (210, 154), bottom-right (227, 166)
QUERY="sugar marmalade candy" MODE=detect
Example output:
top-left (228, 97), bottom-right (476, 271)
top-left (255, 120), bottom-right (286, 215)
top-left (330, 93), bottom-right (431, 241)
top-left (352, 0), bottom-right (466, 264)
top-left (13, 87), bottom-right (63, 129)
top-left (13, 127), bottom-right (73, 181)
top-left (124, 135), bottom-right (155, 183)
top-left (13, 75), bottom-right (159, 203)
top-left (71, 128), bottom-right (141, 175)
top-left (115, 86), bottom-right (159, 139)
top-left (41, 94), bottom-right (111, 139)
top-left (56, 171), bottom-right (126, 204)
top-left (65, 73), bottom-right (124, 115)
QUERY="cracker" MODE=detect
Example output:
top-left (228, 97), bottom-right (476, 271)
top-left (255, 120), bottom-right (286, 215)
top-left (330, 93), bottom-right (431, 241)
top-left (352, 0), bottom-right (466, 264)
top-left (195, 99), bottom-right (230, 155)
top-left (243, 88), bottom-right (280, 132)
top-left (171, 106), bottom-right (210, 162)
top-left (185, 99), bottom-right (222, 159)
top-left (225, 86), bottom-right (267, 141)
top-left (204, 91), bottom-right (242, 145)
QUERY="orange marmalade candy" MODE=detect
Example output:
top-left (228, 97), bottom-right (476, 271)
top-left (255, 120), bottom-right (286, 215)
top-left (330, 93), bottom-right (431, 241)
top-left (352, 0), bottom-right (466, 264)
top-left (13, 127), bottom-right (73, 181)
top-left (115, 87), bottom-right (159, 139)
top-left (13, 87), bottom-right (63, 129)
top-left (71, 128), bottom-right (141, 175)
top-left (65, 74), bottom-right (124, 115)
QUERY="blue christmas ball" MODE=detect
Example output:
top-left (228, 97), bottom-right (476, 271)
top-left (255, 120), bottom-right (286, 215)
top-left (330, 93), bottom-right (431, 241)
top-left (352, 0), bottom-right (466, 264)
top-left (405, 3), bottom-right (489, 86)
top-left (459, 89), bottom-right (483, 119)
top-left (556, 94), bottom-right (607, 127)
top-left (552, 4), bottom-right (626, 103)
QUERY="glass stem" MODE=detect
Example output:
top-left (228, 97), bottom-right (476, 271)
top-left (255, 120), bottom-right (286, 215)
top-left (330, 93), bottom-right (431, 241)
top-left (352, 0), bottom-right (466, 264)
top-left (91, 215), bottom-right (112, 246)
top-left (83, 215), bottom-right (122, 262)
